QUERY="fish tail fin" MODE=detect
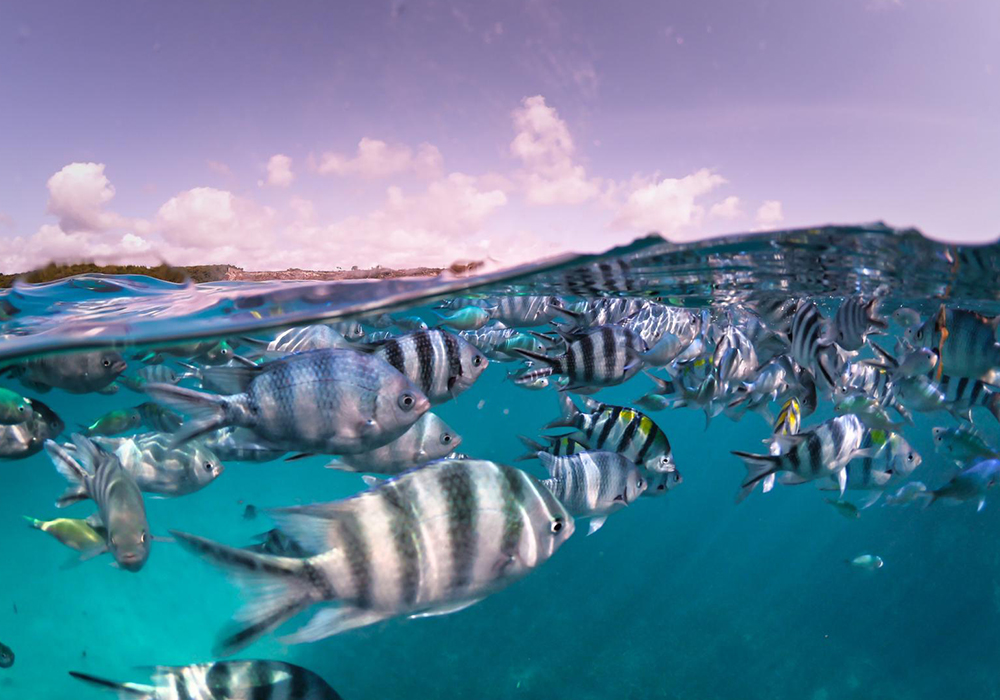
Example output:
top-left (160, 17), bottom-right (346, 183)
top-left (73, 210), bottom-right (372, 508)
top-left (56, 486), bottom-right (90, 508)
top-left (544, 391), bottom-right (580, 430)
top-left (516, 435), bottom-right (546, 461)
top-left (23, 515), bottom-right (42, 529)
top-left (144, 384), bottom-right (232, 445)
top-left (68, 671), bottom-right (156, 698)
top-left (44, 439), bottom-right (92, 504)
top-left (170, 530), bottom-right (316, 655)
top-left (732, 450), bottom-right (781, 503)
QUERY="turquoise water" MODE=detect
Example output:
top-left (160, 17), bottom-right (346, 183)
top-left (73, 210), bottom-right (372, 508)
top-left (2, 224), bottom-right (1000, 699)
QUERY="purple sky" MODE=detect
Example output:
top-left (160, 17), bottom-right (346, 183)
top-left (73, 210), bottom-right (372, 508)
top-left (1, 0), bottom-right (997, 272)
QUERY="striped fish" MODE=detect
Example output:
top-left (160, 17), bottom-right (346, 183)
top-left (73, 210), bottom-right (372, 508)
top-left (145, 349), bottom-right (430, 455)
top-left (545, 393), bottom-right (676, 473)
top-left (757, 397), bottom-right (803, 495)
top-left (733, 414), bottom-right (868, 503)
top-left (929, 371), bottom-right (1000, 422)
top-left (537, 451), bottom-right (646, 535)
top-left (45, 435), bottom-right (151, 571)
top-left (136, 401), bottom-right (184, 433)
top-left (825, 295), bottom-right (887, 351)
top-left (818, 430), bottom-right (920, 509)
top-left (513, 326), bottom-right (647, 391)
top-left (489, 295), bottom-right (576, 327)
top-left (171, 459), bottom-right (573, 652)
top-left (120, 364), bottom-right (192, 393)
top-left (369, 329), bottom-right (488, 405)
top-left (743, 294), bottom-right (799, 334)
top-left (257, 325), bottom-right (353, 354)
top-left (324, 412), bottom-right (461, 474)
top-left (69, 660), bottom-right (342, 699)
top-left (789, 301), bottom-right (842, 391)
top-left (909, 306), bottom-right (1000, 382)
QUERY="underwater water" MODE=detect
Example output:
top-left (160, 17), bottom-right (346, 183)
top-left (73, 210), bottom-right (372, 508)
top-left (2, 223), bottom-right (1000, 699)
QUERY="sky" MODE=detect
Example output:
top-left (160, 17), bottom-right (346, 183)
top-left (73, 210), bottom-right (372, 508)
top-left (0, 0), bottom-right (997, 273)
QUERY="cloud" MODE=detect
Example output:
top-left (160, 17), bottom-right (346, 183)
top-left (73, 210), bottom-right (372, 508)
top-left (511, 95), bottom-right (601, 205)
top-left (46, 162), bottom-right (126, 233)
top-left (709, 196), bottom-right (742, 220)
top-left (755, 200), bottom-right (784, 230)
top-left (610, 169), bottom-right (727, 237)
top-left (157, 187), bottom-right (275, 248)
top-left (316, 138), bottom-right (443, 179)
top-left (265, 154), bottom-right (294, 188)
top-left (206, 160), bottom-right (233, 177)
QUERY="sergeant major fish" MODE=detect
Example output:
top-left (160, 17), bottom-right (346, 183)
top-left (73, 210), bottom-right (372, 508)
top-left (171, 459), bottom-right (573, 652)
top-left (513, 326), bottom-right (647, 391)
top-left (323, 412), bottom-right (461, 474)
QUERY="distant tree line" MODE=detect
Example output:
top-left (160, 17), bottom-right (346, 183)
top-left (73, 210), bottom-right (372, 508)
top-left (0, 262), bottom-right (237, 288)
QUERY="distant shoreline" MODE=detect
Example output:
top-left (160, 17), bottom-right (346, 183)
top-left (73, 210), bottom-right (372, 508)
top-left (0, 262), bottom-right (470, 288)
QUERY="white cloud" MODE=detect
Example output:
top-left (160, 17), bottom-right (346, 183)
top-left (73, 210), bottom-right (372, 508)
top-left (46, 162), bottom-right (125, 232)
top-left (709, 196), bottom-right (742, 220)
top-left (510, 95), bottom-right (602, 205)
top-left (206, 160), bottom-right (233, 177)
top-left (316, 138), bottom-right (443, 179)
top-left (755, 200), bottom-right (784, 230)
top-left (265, 154), bottom-right (294, 188)
top-left (157, 187), bottom-right (275, 248)
top-left (610, 169), bottom-right (727, 236)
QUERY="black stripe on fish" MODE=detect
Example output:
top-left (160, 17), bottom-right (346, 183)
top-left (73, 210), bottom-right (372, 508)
top-left (380, 480), bottom-right (420, 608)
top-left (382, 339), bottom-right (406, 375)
top-left (635, 423), bottom-right (657, 464)
top-left (338, 513), bottom-right (372, 608)
top-left (807, 434), bottom-right (822, 475)
top-left (602, 327), bottom-right (616, 379)
top-left (956, 377), bottom-right (970, 401)
top-left (830, 418), bottom-right (844, 457)
top-left (579, 333), bottom-right (595, 384)
top-left (439, 463), bottom-right (478, 592)
top-left (413, 331), bottom-right (435, 396)
top-left (596, 407), bottom-right (622, 449)
top-left (444, 332), bottom-right (462, 382)
top-left (499, 466), bottom-right (525, 575)
top-left (618, 414), bottom-right (640, 454)
top-left (970, 380), bottom-right (984, 405)
top-left (787, 445), bottom-right (801, 472)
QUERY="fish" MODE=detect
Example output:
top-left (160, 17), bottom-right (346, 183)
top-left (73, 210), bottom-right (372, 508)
top-left (536, 451), bottom-right (647, 534)
top-left (733, 414), bottom-right (869, 502)
top-left (135, 401), bottom-right (184, 433)
top-left (926, 458), bottom-right (1000, 511)
top-left (848, 554), bottom-right (884, 570)
top-left (244, 528), bottom-right (311, 557)
top-left (516, 434), bottom-right (589, 461)
top-left (328, 320), bottom-right (366, 340)
top-left (909, 306), bottom-right (1000, 382)
top-left (0, 387), bottom-right (32, 424)
top-left (248, 325), bottom-right (353, 354)
top-left (634, 393), bottom-right (672, 411)
top-left (201, 427), bottom-right (287, 463)
top-left (545, 393), bottom-right (676, 473)
top-left (120, 364), bottom-right (191, 393)
top-left (80, 407), bottom-right (142, 436)
top-left (324, 412), bottom-right (461, 474)
top-left (892, 307), bottom-right (922, 327)
top-left (367, 329), bottom-right (488, 405)
top-left (487, 295), bottom-right (576, 327)
top-left (826, 499), bottom-right (860, 519)
top-left (145, 348), bottom-right (431, 454)
top-left (0, 397), bottom-right (64, 460)
top-left (884, 481), bottom-right (929, 506)
top-left (513, 326), bottom-right (647, 391)
top-left (0, 641), bottom-right (12, 668)
top-left (171, 459), bottom-right (573, 653)
top-left (243, 504), bottom-right (258, 520)
top-left (393, 315), bottom-right (429, 332)
top-left (5, 350), bottom-right (126, 394)
top-left (45, 435), bottom-right (152, 571)
top-left (932, 424), bottom-right (1000, 463)
top-left (833, 393), bottom-right (903, 432)
top-left (25, 515), bottom-right (106, 552)
top-left (824, 294), bottom-right (887, 351)
top-left (643, 467), bottom-right (683, 496)
top-left (68, 660), bottom-right (343, 699)
top-left (435, 305), bottom-right (491, 330)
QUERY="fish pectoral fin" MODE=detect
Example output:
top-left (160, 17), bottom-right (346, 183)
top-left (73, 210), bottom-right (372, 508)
top-left (280, 607), bottom-right (389, 644)
top-left (978, 497), bottom-right (987, 512)
top-left (836, 468), bottom-right (848, 497)
top-left (78, 543), bottom-right (109, 563)
top-left (409, 597), bottom-right (485, 620)
top-left (587, 516), bottom-right (608, 536)
top-left (360, 475), bottom-right (381, 487)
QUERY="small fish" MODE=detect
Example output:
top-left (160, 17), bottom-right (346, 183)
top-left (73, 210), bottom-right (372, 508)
top-left (932, 425), bottom-right (1000, 463)
top-left (69, 660), bottom-right (343, 699)
top-left (25, 515), bottom-right (106, 552)
top-left (848, 554), bottom-right (884, 570)
top-left (201, 427), bottom-right (287, 463)
top-left (243, 528), bottom-right (310, 557)
top-left (926, 458), bottom-right (1000, 511)
top-left (826, 499), bottom-right (860, 519)
top-left (45, 435), bottom-right (152, 571)
top-left (9, 350), bottom-right (126, 394)
top-left (328, 320), bottom-right (365, 340)
top-left (885, 481), bottom-right (929, 506)
top-left (892, 307), bottom-right (922, 327)
top-left (252, 325), bottom-right (353, 354)
top-left (435, 305), bottom-right (491, 330)
top-left (537, 451), bottom-right (647, 535)
top-left (135, 401), bottom-right (184, 433)
top-left (146, 348), bottom-right (431, 454)
top-left (0, 398), bottom-right (64, 460)
top-left (394, 315), bottom-right (429, 332)
top-left (243, 504), bottom-right (258, 520)
top-left (0, 641), bottom-right (12, 668)
top-left (909, 306), bottom-right (1000, 382)
top-left (171, 459), bottom-right (573, 652)
top-left (634, 393), bottom-right (672, 411)
top-left (0, 387), bottom-right (32, 424)
top-left (323, 412), bottom-right (461, 474)
top-left (825, 294), bottom-right (887, 351)
top-left (833, 394), bottom-right (902, 432)
top-left (80, 408), bottom-right (142, 436)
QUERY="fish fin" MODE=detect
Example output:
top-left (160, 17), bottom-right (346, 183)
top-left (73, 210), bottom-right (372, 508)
top-left (587, 516), bottom-right (608, 536)
top-left (536, 452), bottom-right (558, 476)
top-left (284, 453), bottom-right (315, 462)
top-left (544, 391), bottom-right (580, 430)
top-left (361, 475), bottom-right (381, 487)
top-left (978, 497), bottom-right (987, 512)
top-left (56, 487), bottom-right (90, 508)
top-left (761, 473), bottom-right (776, 493)
top-left (23, 516), bottom-right (42, 529)
top-left (68, 672), bottom-right (155, 698)
top-left (44, 440), bottom-right (91, 500)
top-left (836, 467), bottom-right (848, 497)
top-left (859, 491), bottom-right (884, 509)
top-left (281, 607), bottom-right (390, 644)
top-left (511, 348), bottom-right (563, 372)
top-left (732, 451), bottom-right (781, 498)
top-left (516, 434), bottom-right (545, 460)
top-left (773, 434), bottom-right (806, 451)
top-left (267, 504), bottom-right (355, 554)
top-left (850, 448), bottom-right (878, 460)
top-left (78, 543), bottom-right (109, 562)
top-left (409, 597), bottom-right (485, 620)
top-left (198, 364), bottom-right (260, 395)
top-left (143, 384), bottom-right (230, 446)
top-left (169, 530), bottom-right (314, 656)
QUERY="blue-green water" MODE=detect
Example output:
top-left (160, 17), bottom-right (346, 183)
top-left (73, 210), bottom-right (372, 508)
top-left (3, 224), bottom-right (1000, 699)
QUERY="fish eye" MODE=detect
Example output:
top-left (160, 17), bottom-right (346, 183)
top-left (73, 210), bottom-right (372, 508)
top-left (637, 478), bottom-right (644, 489)
top-left (205, 461), bottom-right (214, 472)
top-left (140, 532), bottom-right (148, 545)
top-left (220, 348), bottom-right (230, 356)
top-left (472, 355), bottom-right (484, 367)
top-left (550, 518), bottom-right (564, 534)
top-left (657, 483), bottom-right (666, 491)
top-left (907, 454), bottom-right (915, 462)
top-left (102, 359), bottom-right (111, 367)
top-left (441, 433), bottom-right (453, 445)
top-left (398, 393), bottom-right (416, 410)
top-left (17, 405), bottom-right (24, 413)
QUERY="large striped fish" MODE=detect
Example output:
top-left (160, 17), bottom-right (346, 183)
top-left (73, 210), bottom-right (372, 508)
top-left (324, 412), bottom-right (461, 474)
top-left (909, 306), bottom-right (1000, 383)
top-left (171, 459), bottom-right (574, 653)
top-left (824, 294), bottom-right (887, 351)
top-left (536, 451), bottom-right (646, 535)
top-left (69, 660), bottom-right (342, 699)
top-left (45, 435), bottom-right (151, 571)
top-left (513, 326), bottom-right (647, 391)
top-left (145, 349), bottom-right (430, 455)
top-left (733, 414), bottom-right (868, 503)
top-left (544, 393), bottom-right (676, 473)
top-left (368, 329), bottom-right (488, 405)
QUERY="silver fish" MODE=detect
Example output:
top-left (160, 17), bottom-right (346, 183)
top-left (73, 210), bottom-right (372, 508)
top-left (369, 329), bottom-right (488, 405)
top-left (10, 350), bottom-right (126, 394)
top-left (514, 326), bottom-right (647, 391)
top-left (324, 412), bottom-right (461, 474)
top-left (537, 451), bottom-right (646, 534)
top-left (926, 458), bottom-right (1000, 511)
top-left (0, 398), bottom-right (63, 460)
top-left (172, 459), bottom-right (573, 652)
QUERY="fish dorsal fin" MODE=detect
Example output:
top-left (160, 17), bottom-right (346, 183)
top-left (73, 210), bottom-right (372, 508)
top-left (200, 365), bottom-right (261, 395)
top-left (268, 503), bottom-right (356, 554)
